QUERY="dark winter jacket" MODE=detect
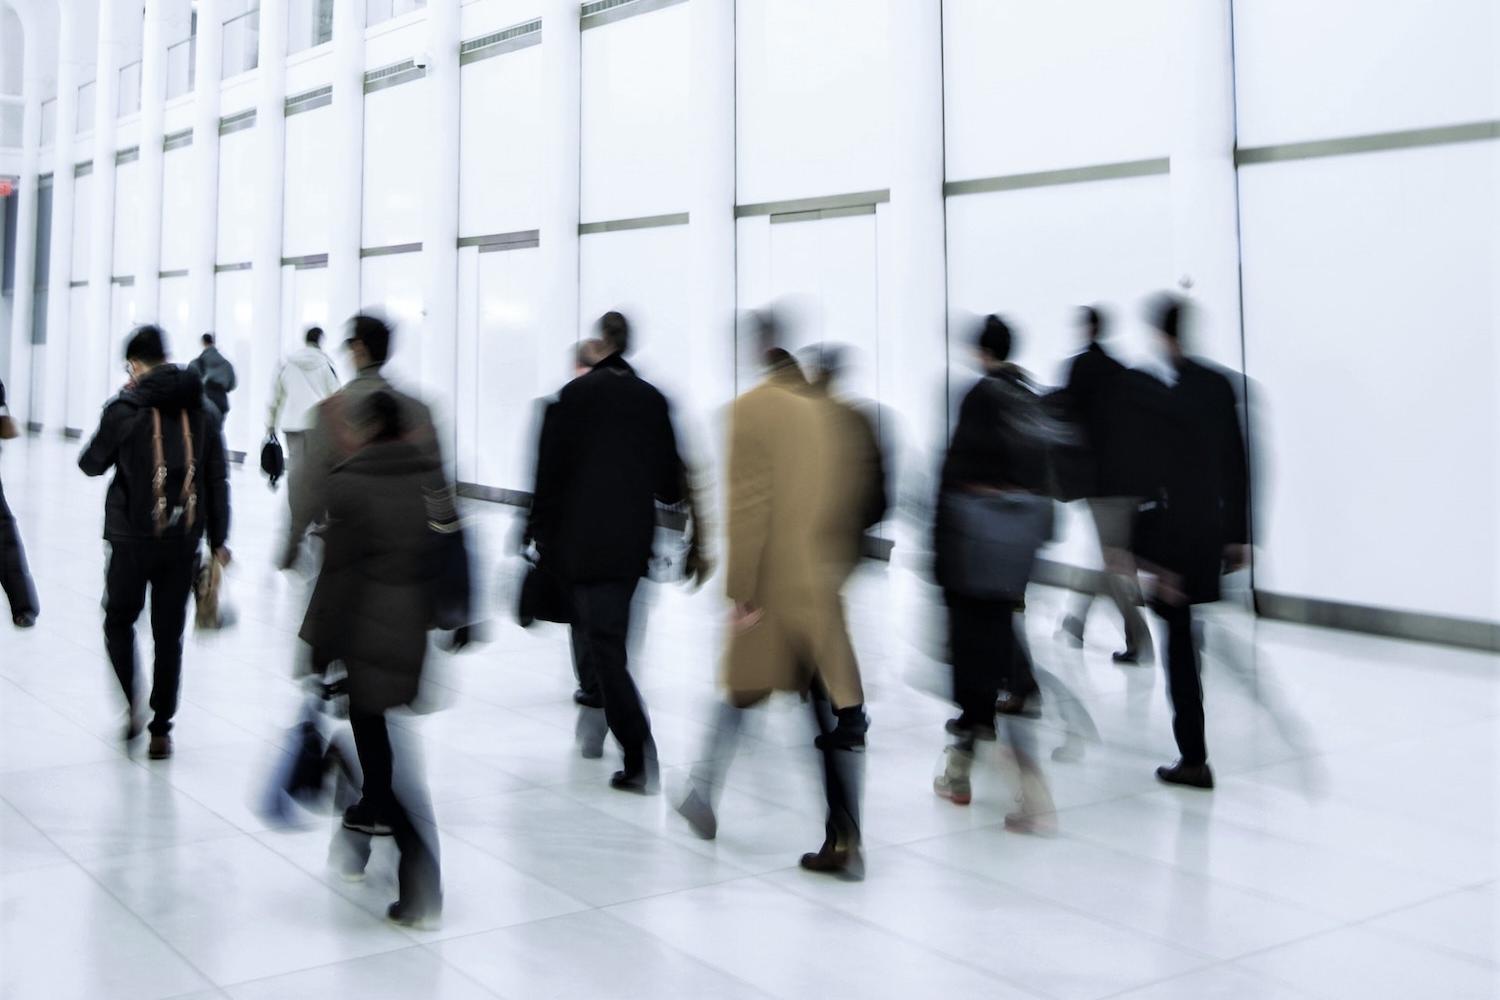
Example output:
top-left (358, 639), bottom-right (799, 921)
top-left (940, 366), bottom-right (1050, 495)
top-left (188, 346), bottom-right (238, 416)
top-left (78, 365), bottom-right (231, 550)
top-left (299, 438), bottom-right (446, 713)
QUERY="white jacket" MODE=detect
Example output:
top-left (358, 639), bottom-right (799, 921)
top-left (267, 347), bottom-right (341, 432)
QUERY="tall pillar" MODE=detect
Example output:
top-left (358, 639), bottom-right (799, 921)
top-left (328, 0), bottom-right (366, 325)
top-left (1169, 0), bottom-right (1242, 369)
top-left (5, 0), bottom-right (46, 426)
top-left (42, 0), bottom-right (82, 432)
top-left (251, 0), bottom-right (288, 437)
top-left (134, 0), bottom-right (168, 320)
top-left (422, 0), bottom-right (460, 462)
top-left (539, 0), bottom-right (580, 353)
top-left (188, 0), bottom-right (223, 345)
top-left (886, 0), bottom-right (949, 473)
top-left (83, 0), bottom-right (125, 410)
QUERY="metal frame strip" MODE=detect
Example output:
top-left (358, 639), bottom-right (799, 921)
top-left (944, 157), bottom-right (1170, 198)
top-left (1236, 120), bottom-right (1500, 166)
top-left (577, 212), bottom-right (688, 235)
top-left (581, 0), bottom-right (689, 31)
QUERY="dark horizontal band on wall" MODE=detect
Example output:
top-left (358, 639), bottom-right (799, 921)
top-left (736, 190), bottom-right (890, 218)
top-left (582, 0), bottom-right (688, 31)
top-left (214, 261), bottom-right (252, 272)
top-left (459, 230), bottom-right (540, 252)
top-left (163, 128), bottom-right (194, 151)
top-left (228, 450), bottom-right (246, 465)
top-left (115, 146), bottom-right (140, 165)
top-left (364, 61), bottom-right (426, 94)
top-left (282, 253), bottom-right (329, 269)
top-left (771, 203), bottom-right (876, 224)
top-left (74, 161), bottom-right (93, 177)
top-left (945, 157), bottom-right (1170, 198)
top-left (1256, 591), bottom-right (1499, 653)
top-left (158, 269), bottom-right (189, 279)
top-left (38, 173), bottom-right (53, 188)
top-left (69, 279), bottom-right (88, 288)
top-left (360, 242), bottom-right (422, 258)
top-left (285, 86), bottom-right (333, 116)
top-left (1235, 119), bottom-right (1500, 166)
top-left (460, 19), bottom-right (542, 64)
top-left (63, 427), bottom-right (83, 440)
top-left (578, 213), bottom-right (688, 235)
top-left (26, 421), bottom-right (43, 434)
top-left (219, 109), bottom-right (257, 135)
top-left (457, 483), bottom-right (532, 507)
top-left (111, 275), bottom-right (136, 286)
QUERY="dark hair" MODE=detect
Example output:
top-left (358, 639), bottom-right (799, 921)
top-left (976, 314), bottom-right (1013, 362)
top-left (348, 313), bottom-right (393, 365)
top-left (1147, 293), bottom-right (1185, 340)
top-left (305, 326), bottom-right (324, 347)
top-left (749, 309), bottom-right (782, 360)
top-left (201, 333), bottom-right (215, 346)
top-left (597, 311), bottom-right (630, 355)
top-left (125, 325), bottom-right (168, 364)
top-left (367, 391), bottom-right (404, 442)
top-left (1079, 305), bottom-right (1106, 342)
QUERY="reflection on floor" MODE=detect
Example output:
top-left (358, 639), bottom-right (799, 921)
top-left (1, 434), bottom-right (1496, 1000)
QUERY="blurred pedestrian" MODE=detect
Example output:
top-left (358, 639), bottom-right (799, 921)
top-left (187, 333), bottom-right (237, 420)
top-left (0, 377), bottom-right (39, 628)
top-left (266, 325), bottom-right (341, 506)
top-left (79, 326), bottom-right (232, 759)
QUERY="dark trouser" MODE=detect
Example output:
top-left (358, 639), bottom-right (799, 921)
top-left (568, 624), bottom-right (600, 702)
top-left (103, 537), bottom-right (197, 735)
top-left (947, 593), bottom-right (1035, 723)
top-left (1073, 496), bottom-right (1150, 652)
top-left (1155, 601), bottom-right (1207, 765)
top-left (284, 430), bottom-right (307, 508)
top-left (572, 578), bottom-right (650, 770)
top-left (810, 679), bottom-right (863, 849)
top-left (348, 708), bottom-right (442, 911)
top-left (0, 476), bottom-right (39, 621)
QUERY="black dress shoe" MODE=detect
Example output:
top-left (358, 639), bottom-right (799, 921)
top-left (799, 841), bottom-right (865, 881)
top-left (1156, 761), bottom-right (1214, 789)
top-left (342, 801), bottom-right (395, 835)
top-left (814, 706), bottom-right (869, 752)
top-left (1112, 648), bottom-right (1144, 665)
top-left (386, 900), bottom-right (441, 930)
top-left (944, 716), bottom-right (997, 742)
top-left (12, 612), bottom-right (36, 629)
top-left (610, 769), bottom-right (651, 794)
top-left (573, 689), bottom-right (604, 709)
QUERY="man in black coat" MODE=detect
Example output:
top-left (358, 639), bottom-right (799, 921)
top-left (1058, 306), bottom-right (1153, 663)
top-left (530, 311), bottom-right (688, 792)
top-left (1131, 296), bottom-right (1249, 790)
top-left (80, 326), bottom-right (232, 760)
top-left (0, 377), bottom-right (40, 628)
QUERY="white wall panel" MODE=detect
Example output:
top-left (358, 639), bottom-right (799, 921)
top-left (111, 158), bottom-right (143, 275)
top-left (460, 0), bottom-right (535, 39)
top-left (359, 250), bottom-right (427, 393)
top-left (70, 170), bottom-right (93, 277)
top-left (1234, 0), bottom-right (1500, 146)
top-left (736, 0), bottom-right (891, 204)
top-left (285, 45), bottom-right (335, 95)
top-left (219, 75), bottom-right (259, 117)
top-left (458, 43), bottom-right (545, 238)
top-left (213, 267), bottom-right (255, 454)
top-left (361, 82), bottom-right (426, 247)
top-left (283, 104), bottom-right (336, 256)
top-left (159, 144), bottom-right (195, 271)
top-left (158, 273), bottom-right (193, 338)
top-left (285, 265), bottom-right (332, 357)
top-left (943, 0), bottom-right (1172, 179)
top-left (365, 12), bottom-right (428, 68)
top-left (216, 126), bottom-right (257, 263)
top-left (163, 95), bottom-right (195, 135)
top-left (470, 245), bottom-right (544, 491)
top-left (1239, 143), bottom-right (1499, 622)
top-left (66, 284), bottom-right (92, 429)
top-left (580, 3), bottom-right (692, 222)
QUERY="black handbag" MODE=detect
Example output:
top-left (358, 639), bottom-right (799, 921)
top-left (426, 487), bottom-right (473, 631)
top-left (517, 554), bottom-right (571, 627)
top-left (937, 490), bottom-right (1055, 601)
top-left (260, 432), bottom-right (285, 489)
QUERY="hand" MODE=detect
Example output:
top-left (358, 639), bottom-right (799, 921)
top-left (730, 602), bottom-right (763, 631)
top-left (1222, 544), bottom-right (1249, 574)
top-left (214, 547), bottom-right (232, 566)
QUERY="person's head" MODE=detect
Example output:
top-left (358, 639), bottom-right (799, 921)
top-left (574, 338), bottom-right (608, 376)
top-left (596, 311), bottom-right (630, 356)
top-left (1077, 305), bottom-right (1106, 344)
top-left (305, 326), bottom-right (324, 348)
top-left (345, 313), bottom-right (392, 371)
top-left (201, 333), bottom-right (215, 348)
top-left (367, 390), bottom-right (403, 443)
top-left (124, 325), bottom-right (169, 380)
top-left (1146, 292), bottom-right (1187, 358)
top-left (975, 314), bottom-right (1014, 371)
top-left (808, 342), bottom-right (849, 390)
top-left (749, 309), bottom-right (794, 369)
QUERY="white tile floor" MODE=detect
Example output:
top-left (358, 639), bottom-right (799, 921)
top-left (1, 434), bottom-right (1497, 1000)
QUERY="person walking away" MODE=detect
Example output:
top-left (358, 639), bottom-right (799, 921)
top-left (1057, 306), bottom-right (1154, 662)
top-left (0, 377), bottom-right (40, 627)
top-left (1131, 294), bottom-right (1249, 791)
top-left (931, 315), bottom-right (1057, 832)
top-left (676, 312), bottom-right (873, 878)
top-left (529, 311), bottom-right (698, 793)
top-left (79, 326), bottom-right (231, 759)
top-left (266, 326), bottom-right (341, 505)
top-left (299, 389), bottom-right (449, 929)
top-left (187, 333), bottom-right (237, 420)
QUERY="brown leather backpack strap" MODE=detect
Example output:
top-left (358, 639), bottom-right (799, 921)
top-left (151, 409), bottom-right (167, 536)
top-left (180, 410), bottom-right (197, 532)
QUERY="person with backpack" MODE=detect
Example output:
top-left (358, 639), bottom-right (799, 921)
top-left (79, 326), bottom-right (231, 760)
top-left (187, 333), bottom-right (238, 419)
top-left (0, 376), bottom-right (40, 628)
top-left (266, 326), bottom-right (341, 504)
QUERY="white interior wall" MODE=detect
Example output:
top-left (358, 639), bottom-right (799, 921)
top-left (360, 80), bottom-right (425, 248)
top-left (282, 104), bottom-right (335, 257)
top-left (212, 267), bottom-right (254, 453)
top-left (214, 126), bottom-right (256, 263)
top-left (110, 157), bottom-right (141, 275)
top-left (159, 144), bottom-right (193, 271)
top-left (457, 42), bottom-right (545, 239)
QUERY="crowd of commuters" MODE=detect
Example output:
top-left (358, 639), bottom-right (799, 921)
top-left (3, 288), bottom-right (1252, 927)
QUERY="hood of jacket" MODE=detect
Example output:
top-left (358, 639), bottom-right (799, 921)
top-left (288, 346), bottom-right (335, 374)
top-left (125, 365), bottom-right (205, 414)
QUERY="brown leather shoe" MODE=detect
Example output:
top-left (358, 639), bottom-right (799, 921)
top-left (147, 735), bottom-right (173, 760)
top-left (799, 841), bottom-right (865, 881)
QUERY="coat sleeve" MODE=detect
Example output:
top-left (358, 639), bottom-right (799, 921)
top-left (266, 363), bottom-right (286, 430)
top-left (282, 401), bottom-right (334, 567)
top-left (529, 399), bottom-right (565, 551)
top-left (1219, 374), bottom-right (1250, 545)
top-left (725, 398), bottom-right (771, 605)
top-left (201, 410), bottom-right (231, 550)
top-left (654, 399), bottom-right (687, 508)
top-left (224, 360), bottom-right (238, 393)
top-left (78, 399), bottom-right (129, 477)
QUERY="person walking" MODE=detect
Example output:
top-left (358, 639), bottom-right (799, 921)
top-left (187, 333), bottom-right (238, 420)
top-left (0, 377), bottom-right (40, 628)
top-left (79, 326), bottom-right (231, 759)
top-left (1057, 306), bottom-right (1154, 662)
top-left (266, 326), bottom-right (341, 503)
top-left (1131, 294), bottom-right (1249, 790)
top-left (529, 311), bottom-right (695, 793)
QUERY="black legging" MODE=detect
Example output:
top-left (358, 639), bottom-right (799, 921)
top-left (947, 592), bottom-right (1036, 724)
top-left (348, 708), bottom-right (442, 912)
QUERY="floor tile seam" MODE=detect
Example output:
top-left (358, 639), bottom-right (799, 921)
top-left (1338, 887), bottom-right (1500, 971)
top-left (426, 814), bottom-right (622, 911)
top-left (1089, 958), bottom-right (1269, 1000)
top-left (116, 742), bottom-right (299, 839)
top-left (0, 675), bottom-right (126, 754)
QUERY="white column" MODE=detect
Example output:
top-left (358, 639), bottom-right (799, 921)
top-left (885, 0), bottom-right (948, 466)
top-left (251, 0), bottom-right (288, 438)
top-left (328, 0), bottom-right (367, 325)
top-left (539, 0), bottom-right (580, 353)
top-left (187, 0), bottom-right (223, 344)
top-left (134, 0), bottom-right (168, 320)
top-left (1169, 0), bottom-right (1242, 369)
top-left (84, 0), bottom-right (124, 409)
top-left (42, 0), bottom-right (81, 433)
top-left (422, 0), bottom-right (460, 462)
top-left (5, 1), bottom-right (46, 427)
